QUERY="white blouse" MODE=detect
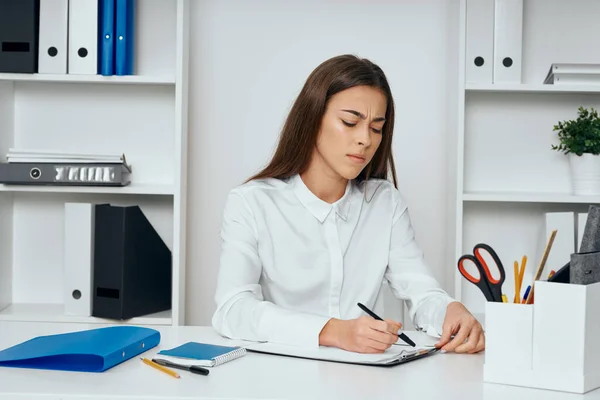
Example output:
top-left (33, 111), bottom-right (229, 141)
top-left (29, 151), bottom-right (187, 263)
top-left (211, 173), bottom-right (455, 348)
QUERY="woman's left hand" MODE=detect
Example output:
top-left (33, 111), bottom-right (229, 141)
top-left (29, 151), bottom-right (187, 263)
top-left (434, 302), bottom-right (485, 354)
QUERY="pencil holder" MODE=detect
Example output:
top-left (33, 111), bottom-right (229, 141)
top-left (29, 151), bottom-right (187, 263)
top-left (483, 280), bottom-right (600, 394)
top-left (484, 302), bottom-right (533, 370)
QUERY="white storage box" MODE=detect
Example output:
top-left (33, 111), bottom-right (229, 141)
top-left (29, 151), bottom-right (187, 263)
top-left (484, 280), bottom-right (600, 394)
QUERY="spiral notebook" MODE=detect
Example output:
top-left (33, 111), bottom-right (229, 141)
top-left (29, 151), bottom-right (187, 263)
top-left (155, 342), bottom-right (246, 367)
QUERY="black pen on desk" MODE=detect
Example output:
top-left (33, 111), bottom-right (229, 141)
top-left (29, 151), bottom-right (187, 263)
top-left (357, 302), bottom-right (416, 347)
top-left (152, 358), bottom-right (210, 376)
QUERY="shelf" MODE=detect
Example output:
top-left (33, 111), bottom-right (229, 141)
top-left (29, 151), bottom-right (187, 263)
top-left (0, 73), bottom-right (175, 85)
top-left (0, 183), bottom-right (174, 195)
top-left (466, 83), bottom-right (600, 94)
top-left (463, 191), bottom-right (600, 204)
top-left (0, 303), bottom-right (172, 325)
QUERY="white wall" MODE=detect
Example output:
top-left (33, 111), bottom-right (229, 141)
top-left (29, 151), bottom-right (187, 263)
top-left (186, 0), bottom-right (460, 325)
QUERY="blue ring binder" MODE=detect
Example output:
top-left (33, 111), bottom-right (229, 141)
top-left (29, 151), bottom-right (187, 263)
top-left (0, 326), bottom-right (160, 372)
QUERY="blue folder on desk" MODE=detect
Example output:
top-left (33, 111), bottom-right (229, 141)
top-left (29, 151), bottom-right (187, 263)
top-left (0, 326), bottom-right (160, 372)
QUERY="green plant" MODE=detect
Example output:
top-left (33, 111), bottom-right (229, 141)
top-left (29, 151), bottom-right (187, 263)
top-left (552, 106), bottom-right (600, 155)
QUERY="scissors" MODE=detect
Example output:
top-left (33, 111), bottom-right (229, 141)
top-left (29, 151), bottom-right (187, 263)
top-left (457, 243), bottom-right (506, 302)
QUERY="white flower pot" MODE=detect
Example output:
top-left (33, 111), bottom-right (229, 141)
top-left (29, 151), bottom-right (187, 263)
top-left (569, 153), bottom-right (600, 195)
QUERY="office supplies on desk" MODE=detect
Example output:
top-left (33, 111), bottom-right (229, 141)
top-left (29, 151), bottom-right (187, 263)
top-left (357, 302), bottom-right (416, 347)
top-left (484, 280), bottom-right (600, 394)
top-left (245, 340), bottom-right (440, 367)
top-left (157, 342), bottom-right (246, 367)
top-left (141, 357), bottom-right (179, 379)
top-left (526, 229), bottom-right (557, 304)
top-left (0, 326), bottom-right (159, 372)
top-left (152, 358), bottom-right (209, 376)
top-left (458, 243), bottom-right (506, 302)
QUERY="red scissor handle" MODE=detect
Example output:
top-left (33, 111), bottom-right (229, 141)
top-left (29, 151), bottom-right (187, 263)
top-left (458, 255), bottom-right (485, 284)
top-left (473, 243), bottom-right (504, 285)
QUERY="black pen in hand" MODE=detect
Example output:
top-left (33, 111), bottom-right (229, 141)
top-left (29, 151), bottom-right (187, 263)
top-left (357, 302), bottom-right (416, 347)
top-left (152, 358), bottom-right (210, 376)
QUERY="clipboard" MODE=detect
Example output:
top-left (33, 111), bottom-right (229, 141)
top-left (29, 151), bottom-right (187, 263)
top-left (245, 343), bottom-right (440, 367)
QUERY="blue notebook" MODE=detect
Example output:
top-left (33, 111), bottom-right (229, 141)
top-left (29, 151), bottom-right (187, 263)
top-left (156, 342), bottom-right (246, 367)
top-left (0, 326), bottom-right (160, 372)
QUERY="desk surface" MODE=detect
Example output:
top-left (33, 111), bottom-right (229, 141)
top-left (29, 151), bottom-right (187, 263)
top-left (0, 321), bottom-right (598, 400)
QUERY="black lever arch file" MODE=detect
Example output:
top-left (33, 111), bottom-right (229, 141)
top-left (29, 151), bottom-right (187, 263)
top-left (0, 0), bottom-right (40, 73)
top-left (92, 204), bottom-right (172, 320)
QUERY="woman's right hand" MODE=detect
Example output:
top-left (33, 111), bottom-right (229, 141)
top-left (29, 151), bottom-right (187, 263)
top-left (319, 316), bottom-right (402, 353)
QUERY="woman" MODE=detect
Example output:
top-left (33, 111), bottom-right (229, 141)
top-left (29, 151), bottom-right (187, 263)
top-left (212, 54), bottom-right (484, 355)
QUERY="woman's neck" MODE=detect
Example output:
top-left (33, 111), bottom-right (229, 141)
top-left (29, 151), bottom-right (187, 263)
top-left (300, 163), bottom-right (348, 204)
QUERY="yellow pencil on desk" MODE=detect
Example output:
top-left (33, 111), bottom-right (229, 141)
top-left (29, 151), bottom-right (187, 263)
top-left (141, 357), bottom-right (180, 379)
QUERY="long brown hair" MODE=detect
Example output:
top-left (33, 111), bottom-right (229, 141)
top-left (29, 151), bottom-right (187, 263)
top-left (247, 54), bottom-right (397, 187)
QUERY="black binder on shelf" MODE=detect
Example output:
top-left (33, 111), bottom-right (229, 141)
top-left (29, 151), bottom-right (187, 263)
top-left (92, 204), bottom-right (172, 320)
top-left (0, 0), bottom-right (40, 73)
top-left (0, 162), bottom-right (131, 186)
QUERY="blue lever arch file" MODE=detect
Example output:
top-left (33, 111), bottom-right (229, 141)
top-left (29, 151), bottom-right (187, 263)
top-left (98, 0), bottom-right (116, 75)
top-left (0, 326), bottom-right (160, 372)
top-left (115, 0), bottom-right (135, 75)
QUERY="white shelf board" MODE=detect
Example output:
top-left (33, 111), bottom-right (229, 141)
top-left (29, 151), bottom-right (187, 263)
top-left (0, 183), bottom-right (174, 195)
top-left (0, 303), bottom-right (172, 325)
top-left (463, 191), bottom-right (600, 204)
top-left (0, 73), bottom-right (175, 85)
top-left (466, 83), bottom-right (600, 94)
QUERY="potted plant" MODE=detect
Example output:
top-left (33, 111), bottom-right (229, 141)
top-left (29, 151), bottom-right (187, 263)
top-left (552, 106), bottom-right (600, 195)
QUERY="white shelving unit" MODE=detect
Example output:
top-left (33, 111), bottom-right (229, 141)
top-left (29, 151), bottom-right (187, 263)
top-left (466, 83), bottom-right (600, 94)
top-left (0, 73), bottom-right (175, 85)
top-left (0, 0), bottom-right (189, 326)
top-left (450, 0), bottom-right (600, 316)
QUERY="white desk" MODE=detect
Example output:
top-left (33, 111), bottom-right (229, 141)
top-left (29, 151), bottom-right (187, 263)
top-left (0, 321), bottom-right (598, 400)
